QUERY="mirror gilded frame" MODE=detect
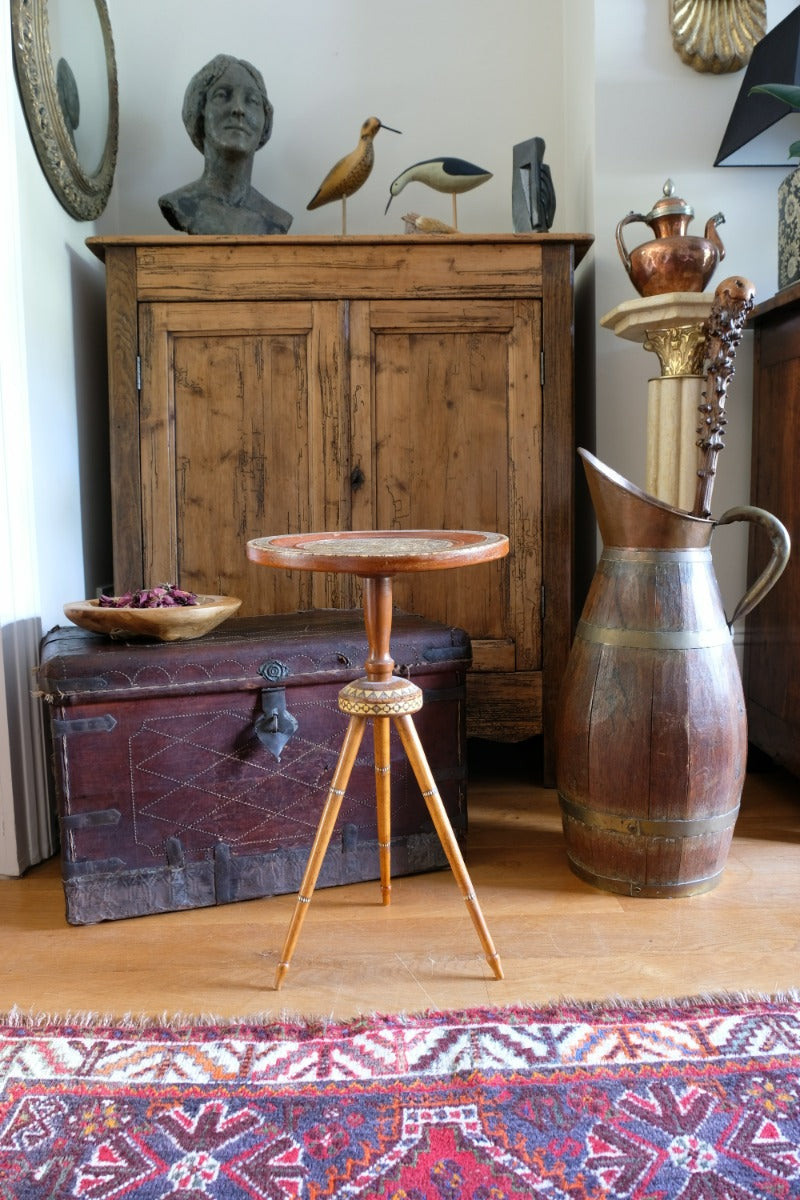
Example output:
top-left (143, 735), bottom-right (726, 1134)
top-left (11, 0), bottom-right (119, 220)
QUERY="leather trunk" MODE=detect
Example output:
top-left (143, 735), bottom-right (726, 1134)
top-left (37, 610), bottom-right (470, 924)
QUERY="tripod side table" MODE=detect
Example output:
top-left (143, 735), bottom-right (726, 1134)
top-left (246, 529), bottom-right (509, 988)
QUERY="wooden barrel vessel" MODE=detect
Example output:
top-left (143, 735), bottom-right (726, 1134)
top-left (556, 450), bottom-right (790, 898)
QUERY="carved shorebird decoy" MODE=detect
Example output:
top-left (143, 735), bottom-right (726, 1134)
top-left (401, 211), bottom-right (456, 234)
top-left (307, 116), bottom-right (401, 234)
top-left (385, 157), bottom-right (493, 229)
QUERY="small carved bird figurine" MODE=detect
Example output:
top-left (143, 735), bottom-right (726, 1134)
top-left (385, 157), bottom-right (493, 228)
top-left (401, 212), bottom-right (456, 234)
top-left (307, 116), bottom-right (401, 233)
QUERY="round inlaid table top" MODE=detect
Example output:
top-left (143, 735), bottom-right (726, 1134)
top-left (246, 529), bottom-right (509, 576)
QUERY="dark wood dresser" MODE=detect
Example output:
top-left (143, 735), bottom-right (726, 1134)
top-left (745, 285), bottom-right (800, 776)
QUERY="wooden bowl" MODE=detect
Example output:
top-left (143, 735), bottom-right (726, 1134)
top-left (62, 595), bottom-right (242, 641)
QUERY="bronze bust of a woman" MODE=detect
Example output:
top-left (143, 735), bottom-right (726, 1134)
top-left (159, 54), bottom-right (292, 235)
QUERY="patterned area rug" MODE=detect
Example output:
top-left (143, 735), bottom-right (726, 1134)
top-left (2, 994), bottom-right (800, 1198)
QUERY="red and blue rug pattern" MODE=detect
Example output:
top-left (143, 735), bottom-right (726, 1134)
top-left (1, 995), bottom-right (800, 1197)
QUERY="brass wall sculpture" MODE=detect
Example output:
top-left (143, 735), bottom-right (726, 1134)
top-left (670, 0), bottom-right (766, 74)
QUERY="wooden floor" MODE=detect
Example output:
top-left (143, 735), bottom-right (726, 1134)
top-left (1, 741), bottom-right (798, 1022)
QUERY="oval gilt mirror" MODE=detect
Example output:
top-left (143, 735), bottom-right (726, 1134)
top-left (11, 0), bottom-right (119, 220)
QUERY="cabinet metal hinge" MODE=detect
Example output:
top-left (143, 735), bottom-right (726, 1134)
top-left (540, 350), bottom-right (545, 387)
top-left (136, 355), bottom-right (142, 391)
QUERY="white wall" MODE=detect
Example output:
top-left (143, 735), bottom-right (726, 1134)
top-left (102, 0), bottom-right (577, 240)
top-left (14, 0), bottom-right (795, 649)
top-left (12, 49), bottom-right (113, 633)
top-left (1, 0), bottom-right (594, 872)
top-left (4, 0), bottom-right (794, 869)
top-left (2, 0), bottom-right (112, 872)
top-left (594, 0), bottom-right (797, 626)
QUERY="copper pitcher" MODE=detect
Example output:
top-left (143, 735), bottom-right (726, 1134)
top-left (616, 179), bottom-right (725, 296)
top-left (556, 449), bottom-right (790, 898)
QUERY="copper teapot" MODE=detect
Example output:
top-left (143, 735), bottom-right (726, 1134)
top-left (616, 180), bottom-right (725, 297)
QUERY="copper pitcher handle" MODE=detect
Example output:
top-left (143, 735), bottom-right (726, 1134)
top-left (715, 506), bottom-right (791, 628)
top-left (615, 211), bottom-right (647, 274)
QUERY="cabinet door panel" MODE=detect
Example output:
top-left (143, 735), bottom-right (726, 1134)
top-left (350, 300), bottom-right (542, 668)
top-left (139, 301), bottom-right (348, 614)
top-left (746, 348), bottom-right (800, 768)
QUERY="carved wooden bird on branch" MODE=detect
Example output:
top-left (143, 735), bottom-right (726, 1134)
top-left (385, 157), bottom-right (493, 228)
top-left (307, 116), bottom-right (401, 233)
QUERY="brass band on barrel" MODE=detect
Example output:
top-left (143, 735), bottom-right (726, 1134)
top-left (602, 547), bottom-right (710, 564)
top-left (566, 856), bottom-right (725, 898)
top-left (576, 619), bottom-right (730, 651)
top-left (559, 794), bottom-right (739, 839)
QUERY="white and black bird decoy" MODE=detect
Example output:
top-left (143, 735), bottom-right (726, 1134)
top-left (385, 157), bottom-right (493, 228)
top-left (307, 116), bottom-right (401, 234)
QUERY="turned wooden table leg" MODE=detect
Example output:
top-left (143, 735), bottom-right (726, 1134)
top-left (394, 713), bottom-right (505, 981)
top-left (274, 714), bottom-right (367, 990)
top-left (374, 717), bottom-right (392, 905)
top-left (364, 575), bottom-right (395, 908)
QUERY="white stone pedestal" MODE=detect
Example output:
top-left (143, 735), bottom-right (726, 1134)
top-left (601, 292), bottom-right (714, 510)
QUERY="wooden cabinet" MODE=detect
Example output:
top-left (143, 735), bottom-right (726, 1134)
top-left (744, 286), bottom-right (800, 777)
top-left (89, 234), bottom-right (592, 757)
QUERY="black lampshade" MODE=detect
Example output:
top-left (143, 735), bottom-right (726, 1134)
top-left (715, 5), bottom-right (800, 166)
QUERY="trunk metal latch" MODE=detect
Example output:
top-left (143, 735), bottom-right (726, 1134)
top-left (255, 685), bottom-right (299, 761)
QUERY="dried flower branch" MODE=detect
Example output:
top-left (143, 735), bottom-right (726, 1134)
top-left (693, 275), bottom-right (756, 518)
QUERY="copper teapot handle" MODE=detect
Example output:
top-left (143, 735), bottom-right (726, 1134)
top-left (715, 506), bottom-right (791, 628)
top-left (615, 211), bottom-right (647, 273)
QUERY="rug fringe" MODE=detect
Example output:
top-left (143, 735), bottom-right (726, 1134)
top-left (3, 990), bottom-right (800, 1032)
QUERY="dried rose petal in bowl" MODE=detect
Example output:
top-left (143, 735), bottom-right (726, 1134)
top-left (98, 584), bottom-right (199, 609)
top-left (64, 593), bottom-right (241, 640)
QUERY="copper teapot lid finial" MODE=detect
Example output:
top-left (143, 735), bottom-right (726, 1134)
top-left (648, 179), bottom-right (694, 222)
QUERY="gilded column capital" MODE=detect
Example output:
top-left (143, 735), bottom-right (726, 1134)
top-left (642, 324), bottom-right (707, 377)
